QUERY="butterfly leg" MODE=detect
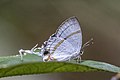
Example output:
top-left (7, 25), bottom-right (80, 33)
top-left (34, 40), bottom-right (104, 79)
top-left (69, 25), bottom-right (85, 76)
top-left (19, 49), bottom-right (35, 61)
top-left (31, 44), bottom-right (38, 52)
top-left (18, 44), bottom-right (39, 61)
top-left (75, 55), bottom-right (81, 63)
top-left (19, 49), bottom-right (24, 61)
top-left (75, 38), bottom-right (93, 63)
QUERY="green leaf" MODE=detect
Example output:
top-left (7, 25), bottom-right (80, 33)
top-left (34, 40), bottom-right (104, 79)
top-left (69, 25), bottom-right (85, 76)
top-left (0, 54), bottom-right (120, 78)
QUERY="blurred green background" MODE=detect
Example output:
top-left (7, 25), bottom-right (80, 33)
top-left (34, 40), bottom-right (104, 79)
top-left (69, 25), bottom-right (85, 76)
top-left (0, 0), bottom-right (120, 80)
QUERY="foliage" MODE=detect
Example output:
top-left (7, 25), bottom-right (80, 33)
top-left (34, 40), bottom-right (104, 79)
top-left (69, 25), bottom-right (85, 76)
top-left (0, 54), bottom-right (120, 78)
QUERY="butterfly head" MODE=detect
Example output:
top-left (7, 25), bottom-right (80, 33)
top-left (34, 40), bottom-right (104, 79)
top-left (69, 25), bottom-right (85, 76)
top-left (43, 51), bottom-right (50, 62)
top-left (43, 51), bottom-right (57, 62)
top-left (43, 54), bottom-right (51, 62)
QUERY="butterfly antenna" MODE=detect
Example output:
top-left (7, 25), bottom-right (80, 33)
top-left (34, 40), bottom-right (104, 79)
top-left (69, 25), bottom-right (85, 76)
top-left (80, 38), bottom-right (93, 55)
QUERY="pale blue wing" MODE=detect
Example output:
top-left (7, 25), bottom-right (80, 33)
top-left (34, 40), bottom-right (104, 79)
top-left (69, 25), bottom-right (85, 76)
top-left (54, 16), bottom-right (82, 52)
top-left (41, 16), bottom-right (82, 56)
top-left (55, 16), bottom-right (81, 38)
top-left (52, 37), bottom-right (76, 55)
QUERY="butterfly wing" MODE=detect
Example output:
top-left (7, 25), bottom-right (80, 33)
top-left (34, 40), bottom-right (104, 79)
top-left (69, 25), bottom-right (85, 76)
top-left (42, 16), bottom-right (82, 57)
top-left (55, 16), bottom-right (82, 52)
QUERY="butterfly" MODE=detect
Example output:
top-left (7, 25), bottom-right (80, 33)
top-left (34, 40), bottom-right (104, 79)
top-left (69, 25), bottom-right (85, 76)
top-left (19, 16), bottom-right (93, 62)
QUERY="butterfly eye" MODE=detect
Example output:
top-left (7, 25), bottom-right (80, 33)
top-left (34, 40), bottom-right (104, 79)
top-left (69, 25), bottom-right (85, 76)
top-left (43, 51), bottom-right (49, 55)
top-left (44, 59), bottom-right (48, 62)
